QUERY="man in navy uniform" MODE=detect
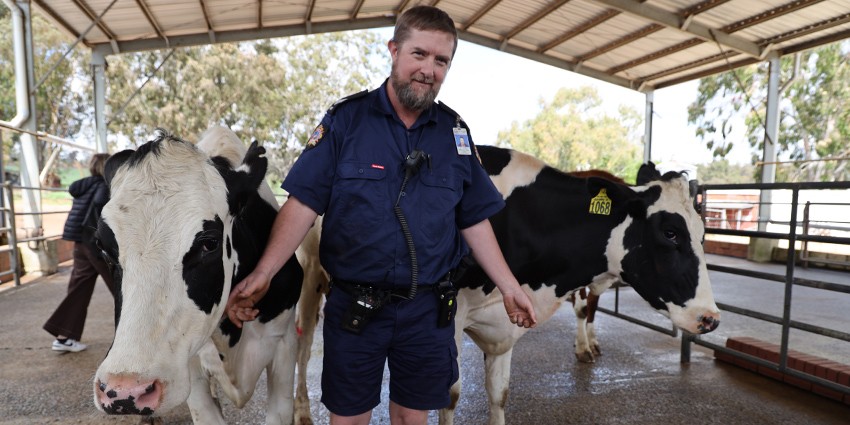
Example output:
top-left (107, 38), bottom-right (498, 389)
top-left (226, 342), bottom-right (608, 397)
top-left (227, 6), bottom-right (536, 425)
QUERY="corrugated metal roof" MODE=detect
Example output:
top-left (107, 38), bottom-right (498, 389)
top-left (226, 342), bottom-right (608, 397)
top-left (32, 0), bottom-right (850, 91)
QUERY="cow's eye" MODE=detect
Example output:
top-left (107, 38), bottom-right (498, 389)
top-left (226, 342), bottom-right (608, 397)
top-left (664, 230), bottom-right (677, 242)
top-left (201, 238), bottom-right (220, 252)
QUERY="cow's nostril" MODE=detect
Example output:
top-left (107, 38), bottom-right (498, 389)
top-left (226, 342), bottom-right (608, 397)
top-left (698, 315), bottom-right (719, 333)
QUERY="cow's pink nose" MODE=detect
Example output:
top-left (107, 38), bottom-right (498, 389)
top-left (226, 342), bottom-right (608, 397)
top-left (697, 311), bottom-right (720, 333)
top-left (95, 374), bottom-right (162, 415)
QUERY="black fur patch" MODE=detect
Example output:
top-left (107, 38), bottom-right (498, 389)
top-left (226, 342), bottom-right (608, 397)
top-left (182, 217), bottom-right (226, 314)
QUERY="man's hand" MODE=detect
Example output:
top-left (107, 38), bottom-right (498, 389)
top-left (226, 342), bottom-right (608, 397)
top-left (501, 287), bottom-right (537, 329)
top-left (226, 270), bottom-right (272, 328)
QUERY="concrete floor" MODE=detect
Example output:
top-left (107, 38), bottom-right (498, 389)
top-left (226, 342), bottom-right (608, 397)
top-left (1, 255), bottom-right (848, 424)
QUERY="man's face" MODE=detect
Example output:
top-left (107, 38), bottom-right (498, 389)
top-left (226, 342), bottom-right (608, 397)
top-left (389, 28), bottom-right (455, 112)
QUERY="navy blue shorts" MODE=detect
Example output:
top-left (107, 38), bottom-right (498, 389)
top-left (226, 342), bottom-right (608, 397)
top-left (320, 286), bottom-right (459, 416)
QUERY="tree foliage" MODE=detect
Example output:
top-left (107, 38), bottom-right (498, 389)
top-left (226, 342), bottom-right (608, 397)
top-left (696, 159), bottom-right (756, 184)
top-left (688, 41), bottom-right (850, 181)
top-left (1, 5), bottom-right (91, 166)
top-left (495, 86), bottom-right (643, 182)
top-left (105, 32), bottom-right (388, 182)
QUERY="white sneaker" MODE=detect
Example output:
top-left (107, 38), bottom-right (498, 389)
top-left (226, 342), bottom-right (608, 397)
top-left (52, 339), bottom-right (87, 352)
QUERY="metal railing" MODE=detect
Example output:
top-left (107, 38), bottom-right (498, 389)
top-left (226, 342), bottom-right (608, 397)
top-left (693, 181), bottom-right (850, 396)
top-left (596, 180), bottom-right (850, 397)
top-left (0, 182), bottom-right (71, 287)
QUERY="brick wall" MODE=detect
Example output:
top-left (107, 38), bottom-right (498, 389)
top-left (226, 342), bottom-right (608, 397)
top-left (704, 240), bottom-right (748, 258)
top-left (716, 336), bottom-right (850, 405)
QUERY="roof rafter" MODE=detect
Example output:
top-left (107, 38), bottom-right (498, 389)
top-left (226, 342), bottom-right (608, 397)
top-left (501, 0), bottom-right (571, 44)
top-left (462, 0), bottom-right (502, 31)
top-left (539, 9), bottom-right (619, 54)
top-left (135, 0), bottom-right (167, 43)
top-left (591, 0), bottom-right (763, 57)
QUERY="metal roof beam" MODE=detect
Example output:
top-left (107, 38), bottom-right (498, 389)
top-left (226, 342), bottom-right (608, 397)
top-left (462, 0), bottom-right (502, 31)
top-left (577, 24), bottom-right (663, 62)
top-left (31, 0), bottom-right (81, 42)
top-left (135, 0), bottom-right (168, 45)
top-left (197, 0), bottom-right (215, 43)
top-left (591, 0), bottom-right (763, 58)
top-left (351, 0), bottom-right (366, 20)
top-left (459, 30), bottom-right (636, 91)
top-left (539, 9), bottom-right (619, 53)
top-left (70, 0), bottom-right (119, 47)
top-left (503, 0), bottom-right (571, 41)
top-left (91, 16), bottom-right (397, 56)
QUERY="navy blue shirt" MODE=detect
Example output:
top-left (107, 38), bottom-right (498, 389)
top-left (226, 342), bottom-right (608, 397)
top-left (283, 80), bottom-right (504, 286)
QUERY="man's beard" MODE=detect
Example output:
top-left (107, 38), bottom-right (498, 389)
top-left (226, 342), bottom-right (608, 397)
top-left (391, 67), bottom-right (438, 112)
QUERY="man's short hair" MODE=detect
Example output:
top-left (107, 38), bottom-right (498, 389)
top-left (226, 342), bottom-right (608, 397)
top-left (393, 6), bottom-right (458, 57)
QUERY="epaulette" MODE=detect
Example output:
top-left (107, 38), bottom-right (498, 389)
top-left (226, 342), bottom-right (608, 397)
top-left (438, 101), bottom-right (468, 129)
top-left (327, 90), bottom-right (369, 115)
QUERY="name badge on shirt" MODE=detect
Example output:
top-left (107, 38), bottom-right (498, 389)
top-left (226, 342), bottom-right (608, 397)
top-left (453, 127), bottom-right (472, 156)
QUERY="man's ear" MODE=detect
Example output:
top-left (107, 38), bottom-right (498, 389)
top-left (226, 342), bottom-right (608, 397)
top-left (388, 39), bottom-right (399, 59)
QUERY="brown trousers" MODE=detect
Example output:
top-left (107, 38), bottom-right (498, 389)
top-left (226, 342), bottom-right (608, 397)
top-left (43, 242), bottom-right (116, 341)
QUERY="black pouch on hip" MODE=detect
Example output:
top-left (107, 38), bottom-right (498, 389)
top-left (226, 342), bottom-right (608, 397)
top-left (341, 288), bottom-right (385, 334)
top-left (436, 279), bottom-right (457, 328)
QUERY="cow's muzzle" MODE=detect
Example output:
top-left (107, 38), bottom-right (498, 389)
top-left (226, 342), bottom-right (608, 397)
top-left (95, 375), bottom-right (163, 415)
top-left (697, 312), bottom-right (720, 333)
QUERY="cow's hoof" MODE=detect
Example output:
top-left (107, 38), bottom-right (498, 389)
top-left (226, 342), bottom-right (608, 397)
top-left (575, 351), bottom-right (595, 363)
top-left (296, 415), bottom-right (314, 425)
top-left (591, 344), bottom-right (602, 356)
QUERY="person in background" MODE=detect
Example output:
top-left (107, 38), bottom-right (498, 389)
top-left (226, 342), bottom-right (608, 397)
top-left (43, 153), bottom-right (114, 353)
top-left (226, 6), bottom-right (536, 425)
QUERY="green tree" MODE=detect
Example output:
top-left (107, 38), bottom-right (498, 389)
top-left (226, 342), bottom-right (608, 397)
top-left (688, 41), bottom-right (850, 182)
top-left (496, 86), bottom-right (643, 181)
top-left (105, 31), bottom-right (388, 182)
top-left (697, 159), bottom-right (756, 184)
top-left (1, 5), bottom-right (91, 170)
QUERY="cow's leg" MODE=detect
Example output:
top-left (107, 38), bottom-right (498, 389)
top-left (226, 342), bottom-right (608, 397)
top-left (438, 306), bottom-right (468, 425)
top-left (571, 288), bottom-right (595, 363)
top-left (266, 319), bottom-right (299, 425)
top-left (187, 350), bottom-right (227, 425)
top-left (294, 229), bottom-right (327, 425)
top-left (294, 286), bottom-right (322, 425)
top-left (484, 347), bottom-right (514, 425)
top-left (585, 290), bottom-right (601, 357)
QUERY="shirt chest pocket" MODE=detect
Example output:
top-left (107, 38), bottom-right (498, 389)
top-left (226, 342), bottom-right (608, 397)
top-left (419, 173), bottom-right (461, 217)
top-left (331, 163), bottom-right (390, 222)
top-left (335, 163), bottom-right (388, 208)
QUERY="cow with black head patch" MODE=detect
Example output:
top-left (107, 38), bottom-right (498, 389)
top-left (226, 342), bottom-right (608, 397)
top-left (93, 127), bottom-right (302, 425)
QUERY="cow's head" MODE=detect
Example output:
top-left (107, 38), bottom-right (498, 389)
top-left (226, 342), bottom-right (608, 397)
top-left (611, 162), bottom-right (719, 334)
top-left (92, 129), bottom-right (268, 415)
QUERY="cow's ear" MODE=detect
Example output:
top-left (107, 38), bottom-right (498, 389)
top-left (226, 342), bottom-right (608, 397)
top-left (104, 149), bottom-right (135, 186)
top-left (214, 141), bottom-right (269, 215)
top-left (627, 185), bottom-right (662, 220)
top-left (636, 161), bottom-right (662, 186)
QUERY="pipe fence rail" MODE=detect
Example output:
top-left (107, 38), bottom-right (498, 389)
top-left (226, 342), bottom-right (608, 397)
top-left (0, 182), bottom-right (71, 287)
top-left (597, 180), bottom-right (850, 398)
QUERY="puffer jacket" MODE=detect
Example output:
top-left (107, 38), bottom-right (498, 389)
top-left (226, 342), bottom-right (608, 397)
top-left (62, 176), bottom-right (109, 242)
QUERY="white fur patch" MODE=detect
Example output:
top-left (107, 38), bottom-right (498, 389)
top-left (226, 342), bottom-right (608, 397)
top-left (489, 149), bottom-right (546, 199)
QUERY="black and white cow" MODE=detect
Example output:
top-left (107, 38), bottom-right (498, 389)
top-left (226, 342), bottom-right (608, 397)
top-left (292, 145), bottom-right (720, 425)
top-left (92, 127), bottom-right (303, 425)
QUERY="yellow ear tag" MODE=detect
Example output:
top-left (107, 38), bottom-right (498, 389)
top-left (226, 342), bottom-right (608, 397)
top-left (589, 189), bottom-right (612, 215)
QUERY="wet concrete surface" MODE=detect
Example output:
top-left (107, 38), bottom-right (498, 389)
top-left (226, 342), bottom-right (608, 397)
top-left (1, 254), bottom-right (849, 424)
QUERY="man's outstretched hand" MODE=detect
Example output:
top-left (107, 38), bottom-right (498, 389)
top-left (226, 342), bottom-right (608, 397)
top-left (226, 271), bottom-right (271, 328)
top-left (501, 287), bottom-right (537, 329)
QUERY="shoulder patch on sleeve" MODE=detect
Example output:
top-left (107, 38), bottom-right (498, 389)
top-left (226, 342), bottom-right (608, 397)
top-left (327, 90), bottom-right (369, 115)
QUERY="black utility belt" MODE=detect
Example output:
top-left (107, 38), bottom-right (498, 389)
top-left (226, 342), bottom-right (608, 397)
top-left (332, 277), bottom-right (457, 334)
top-left (331, 279), bottom-right (434, 303)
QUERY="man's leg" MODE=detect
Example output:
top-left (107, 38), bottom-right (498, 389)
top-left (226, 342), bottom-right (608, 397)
top-left (389, 401), bottom-right (428, 425)
top-left (330, 411), bottom-right (372, 425)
